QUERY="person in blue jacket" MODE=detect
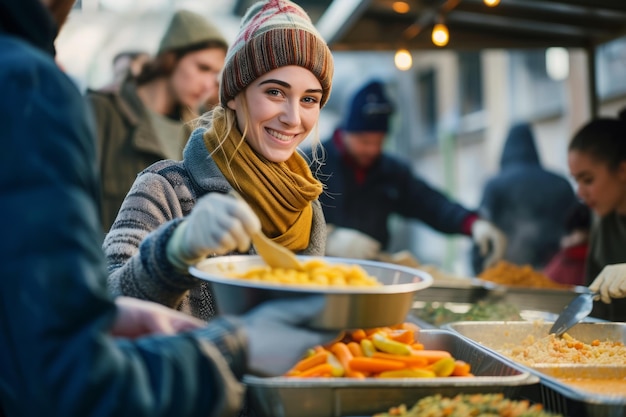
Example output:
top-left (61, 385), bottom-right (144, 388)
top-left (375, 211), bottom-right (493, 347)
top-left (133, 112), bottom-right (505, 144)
top-left (472, 123), bottom-right (577, 273)
top-left (310, 80), bottom-right (506, 269)
top-left (0, 0), bottom-right (335, 416)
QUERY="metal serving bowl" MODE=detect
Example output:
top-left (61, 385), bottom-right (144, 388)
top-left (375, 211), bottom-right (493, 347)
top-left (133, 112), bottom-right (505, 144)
top-left (189, 255), bottom-right (433, 330)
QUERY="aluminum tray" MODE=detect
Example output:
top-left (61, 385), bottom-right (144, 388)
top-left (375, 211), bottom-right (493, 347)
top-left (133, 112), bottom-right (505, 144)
top-left (446, 321), bottom-right (626, 417)
top-left (416, 278), bottom-right (591, 314)
top-left (244, 329), bottom-right (539, 417)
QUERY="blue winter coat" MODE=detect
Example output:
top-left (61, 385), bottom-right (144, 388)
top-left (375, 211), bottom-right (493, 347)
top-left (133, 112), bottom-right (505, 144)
top-left (0, 1), bottom-right (245, 416)
top-left (310, 133), bottom-right (474, 249)
top-left (473, 123), bottom-right (577, 272)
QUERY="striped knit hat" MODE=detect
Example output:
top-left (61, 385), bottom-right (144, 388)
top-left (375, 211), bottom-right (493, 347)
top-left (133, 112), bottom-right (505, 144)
top-left (220, 0), bottom-right (333, 107)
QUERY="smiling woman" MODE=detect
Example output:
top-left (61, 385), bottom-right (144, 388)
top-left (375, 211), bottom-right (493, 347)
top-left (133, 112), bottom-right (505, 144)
top-left (228, 66), bottom-right (323, 163)
top-left (102, 0), bottom-right (335, 323)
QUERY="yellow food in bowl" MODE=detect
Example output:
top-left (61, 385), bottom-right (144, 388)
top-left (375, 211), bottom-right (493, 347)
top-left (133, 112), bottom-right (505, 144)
top-left (229, 259), bottom-right (382, 287)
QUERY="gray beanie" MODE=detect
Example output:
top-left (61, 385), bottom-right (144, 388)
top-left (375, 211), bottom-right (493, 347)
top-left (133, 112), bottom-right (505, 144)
top-left (157, 10), bottom-right (227, 55)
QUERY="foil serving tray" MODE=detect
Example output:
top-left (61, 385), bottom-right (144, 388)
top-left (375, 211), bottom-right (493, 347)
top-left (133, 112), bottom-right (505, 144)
top-left (244, 329), bottom-right (538, 417)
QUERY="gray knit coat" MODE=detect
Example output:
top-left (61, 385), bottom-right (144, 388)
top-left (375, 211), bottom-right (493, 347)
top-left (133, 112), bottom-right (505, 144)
top-left (104, 128), bottom-right (327, 321)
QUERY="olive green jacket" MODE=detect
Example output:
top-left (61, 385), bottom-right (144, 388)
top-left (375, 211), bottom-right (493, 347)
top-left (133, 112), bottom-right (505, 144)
top-left (87, 78), bottom-right (189, 231)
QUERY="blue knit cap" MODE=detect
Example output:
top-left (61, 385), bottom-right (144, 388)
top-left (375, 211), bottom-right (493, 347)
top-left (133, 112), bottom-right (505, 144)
top-left (344, 80), bottom-right (394, 133)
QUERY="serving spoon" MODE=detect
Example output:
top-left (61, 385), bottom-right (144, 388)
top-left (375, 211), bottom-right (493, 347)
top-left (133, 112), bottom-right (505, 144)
top-left (549, 292), bottom-right (596, 336)
top-left (229, 191), bottom-right (303, 271)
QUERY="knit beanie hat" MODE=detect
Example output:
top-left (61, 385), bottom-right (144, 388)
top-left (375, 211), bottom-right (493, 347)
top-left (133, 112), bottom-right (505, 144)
top-left (344, 80), bottom-right (394, 133)
top-left (220, 0), bottom-right (333, 107)
top-left (157, 10), bottom-right (227, 55)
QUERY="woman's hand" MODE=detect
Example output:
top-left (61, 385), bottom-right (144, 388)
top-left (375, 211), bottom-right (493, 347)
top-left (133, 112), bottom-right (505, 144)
top-left (589, 263), bottom-right (626, 304)
top-left (111, 296), bottom-right (206, 338)
top-left (166, 192), bottom-right (261, 269)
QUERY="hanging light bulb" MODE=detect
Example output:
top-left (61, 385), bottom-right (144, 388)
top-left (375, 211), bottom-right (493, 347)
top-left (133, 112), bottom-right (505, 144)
top-left (392, 1), bottom-right (410, 14)
top-left (432, 22), bottom-right (449, 47)
top-left (484, 0), bottom-right (500, 6)
top-left (394, 49), bottom-right (413, 71)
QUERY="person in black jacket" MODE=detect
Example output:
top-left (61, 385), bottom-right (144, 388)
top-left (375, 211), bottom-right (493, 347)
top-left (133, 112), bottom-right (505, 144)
top-left (0, 1), bottom-right (336, 416)
top-left (309, 80), bottom-right (506, 269)
top-left (472, 123), bottom-right (577, 273)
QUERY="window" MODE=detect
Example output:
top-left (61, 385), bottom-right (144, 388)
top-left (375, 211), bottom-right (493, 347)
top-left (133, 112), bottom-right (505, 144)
top-left (458, 52), bottom-right (483, 116)
top-left (508, 49), bottom-right (564, 120)
top-left (416, 68), bottom-right (438, 145)
top-left (596, 36), bottom-right (626, 99)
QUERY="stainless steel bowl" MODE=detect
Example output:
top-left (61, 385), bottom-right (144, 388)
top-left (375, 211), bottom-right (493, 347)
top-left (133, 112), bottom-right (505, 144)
top-left (189, 255), bottom-right (433, 330)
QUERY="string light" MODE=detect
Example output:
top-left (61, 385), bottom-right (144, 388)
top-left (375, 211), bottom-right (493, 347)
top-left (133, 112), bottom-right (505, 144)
top-left (394, 49), bottom-right (413, 70)
top-left (484, 0), bottom-right (500, 6)
top-left (431, 22), bottom-right (449, 47)
top-left (392, 1), bottom-right (410, 14)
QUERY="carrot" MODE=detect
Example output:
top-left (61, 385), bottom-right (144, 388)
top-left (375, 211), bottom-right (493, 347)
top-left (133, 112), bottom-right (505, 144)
top-left (409, 349), bottom-right (452, 364)
top-left (387, 329), bottom-right (414, 344)
top-left (291, 350), bottom-right (329, 372)
top-left (365, 327), bottom-right (389, 337)
top-left (297, 363), bottom-right (334, 377)
top-left (346, 370), bottom-right (366, 379)
top-left (349, 357), bottom-right (406, 373)
top-left (330, 343), bottom-right (352, 367)
top-left (451, 360), bottom-right (472, 376)
top-left (411, 343), bottom-right (425, 351)
top-left (372, 352), bottom-right (428, 367)
top-left (347, 341), bottom-right (363, 357)
top-left (377, 368), bottom-right (435, 378)
top-left (401, 322), bottom-right (420, 333)
top-left (350, 329), bottom-right (367, 342)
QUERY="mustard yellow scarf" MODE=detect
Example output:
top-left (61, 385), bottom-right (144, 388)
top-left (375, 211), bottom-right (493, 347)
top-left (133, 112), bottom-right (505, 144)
top-left (203, 110), bottom-right (322, 251)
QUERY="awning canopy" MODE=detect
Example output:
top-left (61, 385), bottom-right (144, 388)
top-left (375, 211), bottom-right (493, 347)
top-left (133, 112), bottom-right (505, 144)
top-left (314, 0), bottom-right (626, 51)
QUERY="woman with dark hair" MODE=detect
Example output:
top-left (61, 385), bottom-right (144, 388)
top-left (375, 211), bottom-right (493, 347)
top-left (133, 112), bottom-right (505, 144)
top-left (568, 113), bottom-right (626, 320)
top-left (88, 10), bottom-right (228, 231)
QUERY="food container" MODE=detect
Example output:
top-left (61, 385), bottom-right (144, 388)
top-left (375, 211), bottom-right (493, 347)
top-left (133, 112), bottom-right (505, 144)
top-left (416, 278), bottom-right (591, 314)
top-left (189, 255), bottom-right (432, 330)
top-left (243, 329), bottom-right (539, 417)
top-left (446, 321), bottom-right (626, 417)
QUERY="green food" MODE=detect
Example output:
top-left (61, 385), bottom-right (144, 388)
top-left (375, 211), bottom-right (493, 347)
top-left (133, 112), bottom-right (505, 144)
top-left (413, 301), bottom-right (522, 326)
top-left (374, 393), bottom-right (562, 417)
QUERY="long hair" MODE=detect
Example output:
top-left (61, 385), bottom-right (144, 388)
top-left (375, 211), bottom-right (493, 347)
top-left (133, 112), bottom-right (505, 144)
top-left (135, 40), bottom-right (227, 86)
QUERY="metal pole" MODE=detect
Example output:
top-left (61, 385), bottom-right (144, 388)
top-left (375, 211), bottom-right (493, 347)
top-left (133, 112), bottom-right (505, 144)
top-left (586, 44), bottom-right (598, 118)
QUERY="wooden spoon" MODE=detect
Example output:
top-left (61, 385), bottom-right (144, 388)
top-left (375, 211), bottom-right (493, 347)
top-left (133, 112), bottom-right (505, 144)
top-left (229, 191), bottom-right (303, 271)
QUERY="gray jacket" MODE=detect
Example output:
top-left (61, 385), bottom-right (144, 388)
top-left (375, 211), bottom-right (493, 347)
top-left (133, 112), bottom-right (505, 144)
top-left (105, 128), bottom-right (326, 321)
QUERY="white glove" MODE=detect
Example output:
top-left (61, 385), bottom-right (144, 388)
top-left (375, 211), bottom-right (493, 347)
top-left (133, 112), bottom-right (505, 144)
top-left (242, 297), bottom-right (339, 376)
top-left (325, 227), bottom-right (381, 259)
top-left (589, 264), bottom-right (626, 304)
top-left (472, 219), bottom-right (507, 270)
top-left (166, 193), bottom-right (261, 270)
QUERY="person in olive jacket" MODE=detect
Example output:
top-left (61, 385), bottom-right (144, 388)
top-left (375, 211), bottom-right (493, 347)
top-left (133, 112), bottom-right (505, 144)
top-left (0, 1), bottom-right (336, 416)
top-left (88, 10), bottom-right (228, 231)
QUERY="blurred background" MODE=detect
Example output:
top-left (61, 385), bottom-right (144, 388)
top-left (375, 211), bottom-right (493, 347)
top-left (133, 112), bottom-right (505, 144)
top-left (57, 0), bottom-right (626, 275)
